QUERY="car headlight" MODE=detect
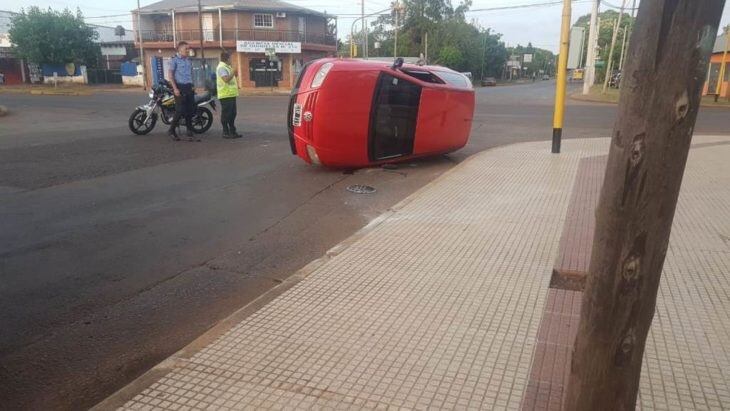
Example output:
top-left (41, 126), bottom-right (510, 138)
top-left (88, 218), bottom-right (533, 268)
top-left (310, 62), bottom-right (333, 88)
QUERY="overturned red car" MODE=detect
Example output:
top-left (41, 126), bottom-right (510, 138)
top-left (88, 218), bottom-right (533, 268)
top-left (287, 58), bottom-right (475, 168)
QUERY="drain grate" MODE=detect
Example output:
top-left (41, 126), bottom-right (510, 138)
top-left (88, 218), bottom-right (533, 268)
top-left (346, 184), bottom-right (376, 194)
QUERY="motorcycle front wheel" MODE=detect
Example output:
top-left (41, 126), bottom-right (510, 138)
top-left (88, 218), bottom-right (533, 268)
top-left (128, 109), bottom-right (157, 135)
top-left (190, 107), bottom-right (213, 134)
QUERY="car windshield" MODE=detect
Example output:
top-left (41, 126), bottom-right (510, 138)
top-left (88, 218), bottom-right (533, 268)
top-left (434, 71), bottom-right (472, 89)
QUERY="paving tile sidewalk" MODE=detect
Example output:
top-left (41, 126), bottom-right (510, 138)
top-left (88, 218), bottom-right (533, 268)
top-left (99, 136), bottom-right (730, 410)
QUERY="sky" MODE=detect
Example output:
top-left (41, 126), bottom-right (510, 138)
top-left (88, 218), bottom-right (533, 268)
top-left (3, 0), bottom-right (730, 53)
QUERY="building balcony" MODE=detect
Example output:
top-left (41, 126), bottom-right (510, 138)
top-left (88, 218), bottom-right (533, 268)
top-left (137, 29), bottom-right (336, 48)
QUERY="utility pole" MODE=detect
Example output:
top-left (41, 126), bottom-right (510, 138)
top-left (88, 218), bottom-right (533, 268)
top-left (361, 0), bottom-right (367, 59)
top-left (424, 32), bottom-right (428, 63)
top-left (480, 31), bottom-right (487, 80)
top-left (565, 1), bottom-right (725, 409)
top-left (136, 0), bottom-right (147, 90)
top-left (551, 0), bottom-right (571, 153)
top-left (394, 2), bottom-right (399, 58)
top-left (714, 25), bottom-right (729, 101)
top-left (602, 0), bottom-right (627, 93)
top-left (582, 0), bottom-right (600, 95)
top-left (618, 0), bottom-right (636, 72)
top-left (198, 0), bottom-right (206, 74)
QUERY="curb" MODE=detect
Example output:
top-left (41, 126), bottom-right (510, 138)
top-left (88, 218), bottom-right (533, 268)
top-left (92, 146), bottom-right (498, 410)
top-left (28, 89), bottom-right (91, 96)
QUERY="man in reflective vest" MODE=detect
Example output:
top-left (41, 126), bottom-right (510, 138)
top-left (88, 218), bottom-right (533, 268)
top-left (216, 52), bottom-right (242, 139)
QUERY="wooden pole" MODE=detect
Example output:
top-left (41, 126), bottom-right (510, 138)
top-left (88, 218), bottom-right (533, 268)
top-left (565, 1), bottom-right (725, 409)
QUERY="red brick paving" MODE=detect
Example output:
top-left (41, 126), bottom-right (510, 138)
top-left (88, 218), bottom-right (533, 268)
top-left (522, 155), bottom-right (606, 410)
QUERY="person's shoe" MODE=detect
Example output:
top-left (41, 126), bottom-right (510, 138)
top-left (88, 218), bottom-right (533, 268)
top-left (223, 132), bottom-right (242, 139)
top-left (168, 129), bottom-right (180, 141)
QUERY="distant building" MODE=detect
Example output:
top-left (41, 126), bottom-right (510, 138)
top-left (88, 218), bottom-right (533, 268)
top-left (88, 23), bottom-right (138, 70)
top-left (0, 10), bottom-right (25, 84)
top-left (0, 10), bottom-right (136, 84)
top-left (703, 34), bottom-right (730, 99)
top-left (132, 0), bottom-right (337, 89)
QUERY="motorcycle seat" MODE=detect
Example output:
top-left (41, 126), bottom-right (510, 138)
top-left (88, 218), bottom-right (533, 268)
top-left (195, 92), bottom-right (212, 104)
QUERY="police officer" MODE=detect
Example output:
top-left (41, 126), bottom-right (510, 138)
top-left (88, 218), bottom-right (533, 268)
top-left (216, 52), bottom-right (242, 139)
top-left (168, 41), bottom-right (197, 141)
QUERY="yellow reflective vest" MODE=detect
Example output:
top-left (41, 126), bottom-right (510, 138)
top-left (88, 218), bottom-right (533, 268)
top-left (216, 61), bottom-right (239, 99)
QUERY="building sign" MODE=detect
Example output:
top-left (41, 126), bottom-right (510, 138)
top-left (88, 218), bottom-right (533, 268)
top-left (237, 41), bottom-right (301, 54)
top-left (568, 26), bottom-right (586, 69)
top-left (523, 54), bottom-right (533, 63)
top-left (0, 33), bottom-right (11, 48)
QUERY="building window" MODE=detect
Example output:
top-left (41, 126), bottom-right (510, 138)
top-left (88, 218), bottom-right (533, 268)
top-left (253, 14), bottom-right (274, 29)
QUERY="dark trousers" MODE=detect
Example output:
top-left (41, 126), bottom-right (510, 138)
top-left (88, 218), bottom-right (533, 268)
top-left (219, 97), bottom-right (237, 135)
top-left (170, 83), bottom-right (195, 132)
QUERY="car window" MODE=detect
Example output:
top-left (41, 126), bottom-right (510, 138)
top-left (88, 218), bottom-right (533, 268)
top-left (434, 71), bottom-right (472, 89)
top-left (402, 70), bottom-right (444, 84)
top-left (293, 61), bottom-right (313, 91)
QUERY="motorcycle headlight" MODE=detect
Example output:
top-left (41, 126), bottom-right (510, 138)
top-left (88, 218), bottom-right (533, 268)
top-left (148, 90), bottom-right (155, 98)
top-left (310, 62), bottom-right (333, 88)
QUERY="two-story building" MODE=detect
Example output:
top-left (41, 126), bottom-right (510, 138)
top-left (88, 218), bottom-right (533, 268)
top-left (133, 0), bottom-right (337, 89)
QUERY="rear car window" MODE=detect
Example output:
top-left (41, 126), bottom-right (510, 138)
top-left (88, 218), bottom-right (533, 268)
top-left (434, 71), bottom-right (472, 89)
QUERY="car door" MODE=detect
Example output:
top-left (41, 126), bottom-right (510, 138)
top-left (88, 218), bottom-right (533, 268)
top-left (369, 72), bottom-right (422, 161)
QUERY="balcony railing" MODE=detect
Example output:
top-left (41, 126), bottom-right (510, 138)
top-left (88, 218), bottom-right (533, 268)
top-left (138, 30), bottom-right (336, 46)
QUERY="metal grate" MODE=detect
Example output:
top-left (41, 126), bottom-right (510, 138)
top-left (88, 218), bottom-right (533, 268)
top-left (346, 185), bottom-right (376, 194)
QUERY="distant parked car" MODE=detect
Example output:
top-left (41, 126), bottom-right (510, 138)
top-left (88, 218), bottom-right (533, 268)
top-left (481, 77), bottom-right (497, 87)
top-left (542, 74), bottom-right (550, 80)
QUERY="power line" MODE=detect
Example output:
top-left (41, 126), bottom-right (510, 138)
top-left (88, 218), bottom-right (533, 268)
top-left (468, 0), bottom-right (590, 13)
top-left (84, 14), bottom-right (131, 19)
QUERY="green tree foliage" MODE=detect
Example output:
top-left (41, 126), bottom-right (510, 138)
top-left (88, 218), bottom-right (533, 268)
top-left (9, 7), bottom-right (100, 65)
top-left (359, 0), bottom-right (508, 79)
top-left (507, 43), bottom-right (556, 78)
top-left (573, 9), bottom-right (635, 80)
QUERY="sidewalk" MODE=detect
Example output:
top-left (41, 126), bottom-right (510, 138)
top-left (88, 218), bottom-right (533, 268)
top-left (98, 136), bottom-right (730, 410)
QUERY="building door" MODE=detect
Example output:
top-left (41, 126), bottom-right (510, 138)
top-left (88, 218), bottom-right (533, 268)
top-left (249, 58), bottom-right (280, 87)
top-left (203, 13), bottom-right (214, 41)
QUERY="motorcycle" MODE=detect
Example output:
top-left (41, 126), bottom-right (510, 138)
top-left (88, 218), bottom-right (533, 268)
top-left (128, 79), bottom-right (216, 135)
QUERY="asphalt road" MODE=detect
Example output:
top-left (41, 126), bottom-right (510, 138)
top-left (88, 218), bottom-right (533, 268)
top-left (0, 81), bottom-right (727, 410)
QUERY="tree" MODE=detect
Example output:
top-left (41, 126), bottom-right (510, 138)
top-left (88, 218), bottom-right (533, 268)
top-left (9, 7), bottom-right (100, 65)
top-left (573, 9), bottom-right (635, 81)
top-left (367, 0), bottom-right (508, 79)
top-left (114, 25), bottom-right (126, 41)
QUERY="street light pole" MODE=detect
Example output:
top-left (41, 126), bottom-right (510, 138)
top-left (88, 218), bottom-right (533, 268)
top-left (198, 0), bottom-right (206, 74)
top-left (583, 0), bottom-right (600, 95)
top-left (551, 0), bottom-right (571, 153)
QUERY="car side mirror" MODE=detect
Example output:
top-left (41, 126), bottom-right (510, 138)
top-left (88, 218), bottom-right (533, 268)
top-left (391, 57), bottom-right (404, 70)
